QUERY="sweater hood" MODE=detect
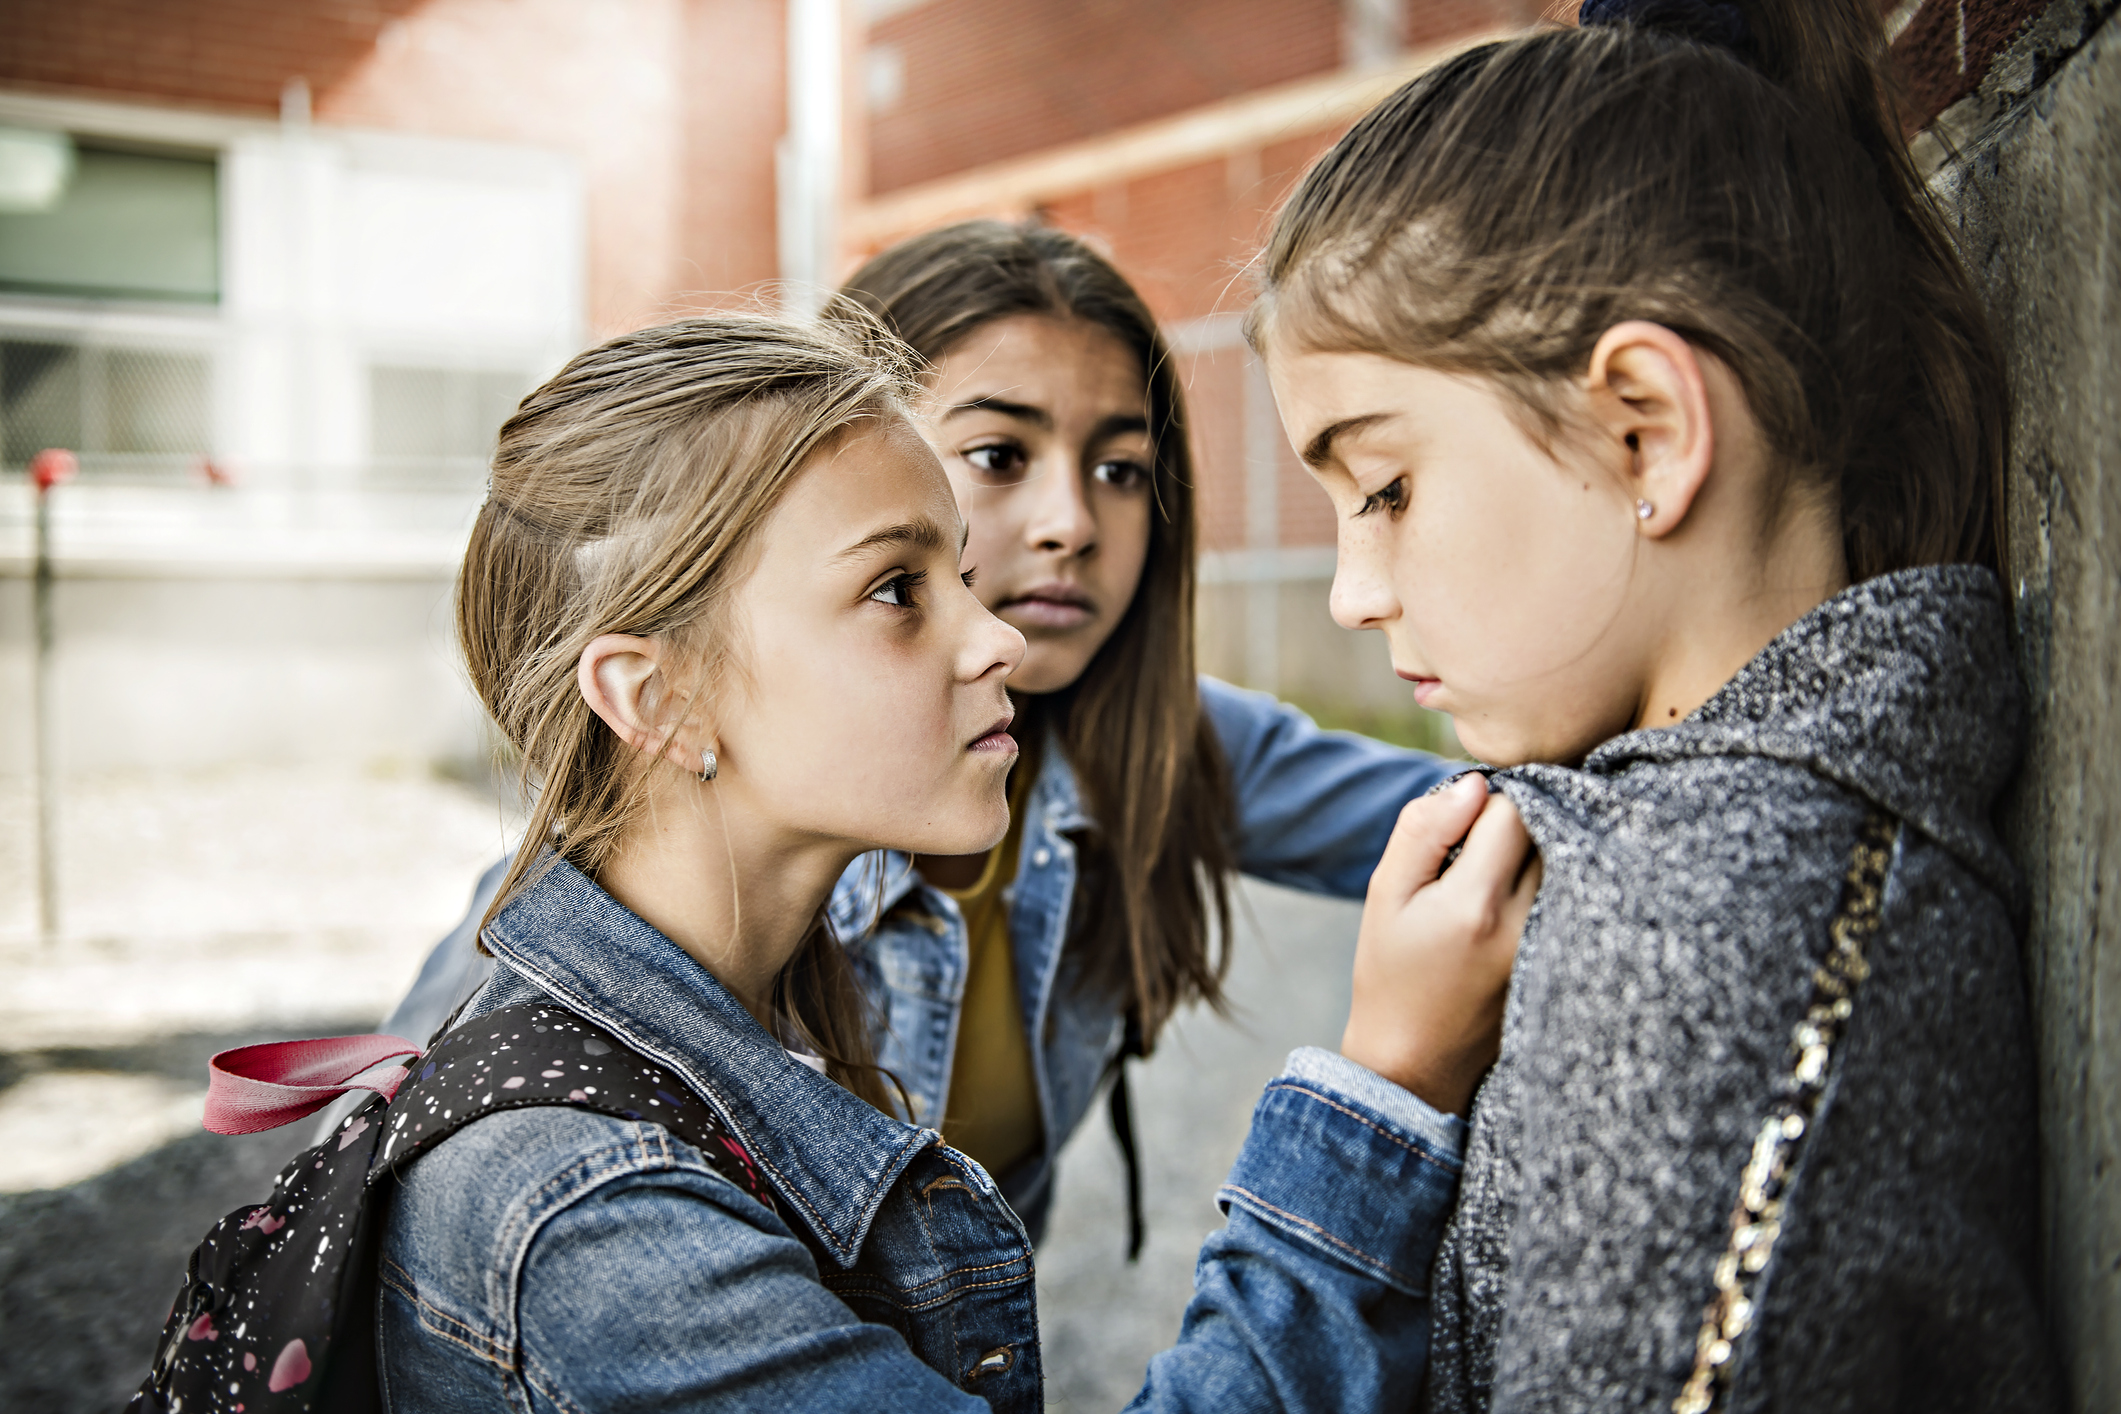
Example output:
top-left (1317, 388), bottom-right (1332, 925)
top-left (1575, 564), bottom-right (2026, 900)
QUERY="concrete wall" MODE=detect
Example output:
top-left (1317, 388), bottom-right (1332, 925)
top-left (1926, 2), bottom-right (2121, 1406)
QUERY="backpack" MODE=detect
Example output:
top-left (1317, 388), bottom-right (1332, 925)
top-left (128, 1001), bottom-right (778, 1414)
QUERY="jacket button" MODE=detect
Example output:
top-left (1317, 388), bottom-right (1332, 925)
top-left (1031, 848), bottom-right (1051, 867)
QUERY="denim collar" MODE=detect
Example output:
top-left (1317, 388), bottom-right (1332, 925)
top-left (482, 856), bottom-right (933, 1268)
top-left (824, 732), bottom-right (1093, 938)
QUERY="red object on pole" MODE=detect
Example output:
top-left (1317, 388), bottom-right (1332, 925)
top-left (30, 447), bottom-right (77, 493)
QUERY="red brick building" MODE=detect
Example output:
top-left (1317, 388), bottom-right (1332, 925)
top-left (0, 0), bottom-right (2018, 743)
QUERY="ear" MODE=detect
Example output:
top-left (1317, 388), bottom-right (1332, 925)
top-left (1583, 321), bottom-right (1714, 539)
top-left (576, 633), bottom-right (712, 774)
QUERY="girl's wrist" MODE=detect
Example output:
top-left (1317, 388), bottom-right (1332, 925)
top-left (1340, 1022), bottom-right (1486, 1117)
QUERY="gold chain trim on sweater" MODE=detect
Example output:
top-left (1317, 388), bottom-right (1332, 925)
top-left (1674, 809), bottom-right (1897, 1414)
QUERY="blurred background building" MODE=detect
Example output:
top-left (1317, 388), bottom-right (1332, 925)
top-left (0, 0), bottom-right (1529, 808)
top-left (3, 1), bottom-right (2118, 1410)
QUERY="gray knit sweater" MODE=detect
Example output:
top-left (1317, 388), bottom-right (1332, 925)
top-left (1421, 566), bottom-right (2057, 1413)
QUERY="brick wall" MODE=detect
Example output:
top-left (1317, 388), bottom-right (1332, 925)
top-left (865, 0), bottom-right (1539, 195)
top-left (1890, 0), bottom-right (2053, 126)
top-left (0, 0), bottom-right (785, 336)
top-left (0, 0), bottom-right (424, 113)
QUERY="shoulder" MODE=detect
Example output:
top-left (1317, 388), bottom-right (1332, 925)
top-left (1196, 674), bottom-right (1290, 751)
top-left (386, 1104), bottom-right (780, 1306)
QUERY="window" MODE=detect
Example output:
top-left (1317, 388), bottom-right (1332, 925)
top-left (369, 365), bottom-right (528, 487)
top-left (0, 134), bottom-right (219, 304)
top-left (0, 339), bottom-right (211, 476)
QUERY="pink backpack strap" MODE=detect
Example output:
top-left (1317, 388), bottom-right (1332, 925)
top-left (204, 1034), bottom-right (422, 1134)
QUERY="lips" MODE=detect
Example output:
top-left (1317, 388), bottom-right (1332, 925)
top-left (1396, 667), bottom-right (1443, 708)
top-left (1000, 580), bottom-right (1095, 631)
top-left (969, 711), bottom-right (1018, 754)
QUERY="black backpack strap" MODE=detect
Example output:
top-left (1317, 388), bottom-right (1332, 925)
top-left (374, 1001), bottom-right (778, 1213)
top-left (1105, 1009), bottom-right (1146, 1263)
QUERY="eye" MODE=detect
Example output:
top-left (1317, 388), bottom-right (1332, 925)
top-left (1092, 457), bottom-right (1149, 490)
top-left (963, 441), bottom-right (1029, 480)
top-left (1357, 476), bottom-right (1408, 518)
top-left (868, 570), bottom-right (927, 608)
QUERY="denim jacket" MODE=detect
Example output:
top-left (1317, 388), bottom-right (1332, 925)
top-left (378, 856), bottom-right (1469, 1412)
top-left (377, 678), bottom-right (1453, 1237)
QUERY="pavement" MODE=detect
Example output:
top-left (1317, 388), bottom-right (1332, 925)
top-left (0, 765), bottom-right (1363, 1411)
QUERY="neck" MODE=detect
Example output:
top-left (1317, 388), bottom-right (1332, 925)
top-left (1632, 498), bottom-right (1848, 730)
top-left (594, 777), bottom-right (858, 1030)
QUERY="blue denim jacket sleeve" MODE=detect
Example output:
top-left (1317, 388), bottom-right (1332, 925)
top-left (1202, 676), bottom-right (1460, 898)
top-left (1129, 1047), bottom-right (1466, 1412)
top-left (383, 1050), bottom-right (1463, 1413)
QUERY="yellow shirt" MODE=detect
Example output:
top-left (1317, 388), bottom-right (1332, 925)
top-left (937, 773), bottom-right (1041, 1178)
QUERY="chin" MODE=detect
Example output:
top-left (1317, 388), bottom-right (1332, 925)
top-left (922, 798), bottom-right (1013, 857)
top-left (1450, 719), bottom-right (1537, 769)
top-left (1457, 718), bottom-right (1603, 770)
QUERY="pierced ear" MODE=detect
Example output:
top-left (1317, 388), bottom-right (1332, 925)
top-left (1584, 321), bottom-right (1715, 538)
top-left (576, 634), bottom-right (705, 771)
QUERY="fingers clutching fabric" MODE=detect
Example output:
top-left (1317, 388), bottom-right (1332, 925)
top-left (1342, 776), bottom-right (1540, 1115)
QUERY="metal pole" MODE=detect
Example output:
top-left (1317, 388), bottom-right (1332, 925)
top-left (29, 447), bottom-right (74, 947)
top-left (777, 0), bottom-right (842, 318)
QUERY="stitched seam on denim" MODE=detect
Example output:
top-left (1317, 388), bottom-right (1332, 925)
top-left (882, 1251), bottom-right (1030, 1296)
top-left (519, 1345), bottom-right (591, 1414)
top-left (1264, 1082), bottom-right (1463, 1171)
top-left (380, 1256), bottom-right (514, 1368)
top-left (822, 1254), bottom-right (1035, 1297)
top-left (479, 1125), bottom-right (757, 1361)
top-left (400, 1289), bottom-right (514, 1369)
top-left (488, 1125), bottom-right (669, 1342)
top-left (825, 1269), bottom-right (1037, 1313)
top-left (1220, 1183), bottom-right (1418, 1289)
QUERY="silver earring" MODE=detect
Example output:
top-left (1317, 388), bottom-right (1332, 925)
top-left (697, 749), bottom-right (717, 783)
top-left (1636, 499), bottom-right (1655, 520)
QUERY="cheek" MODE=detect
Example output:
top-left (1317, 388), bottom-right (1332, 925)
top-left (742, 626), bottom-right (965, 811)
top-left (1095, 490), bottom-right (1152, 597)
top-left (959, 490), bottom-right (1023, 612)
top-left (1397, 462), bottom-right (1636, 695)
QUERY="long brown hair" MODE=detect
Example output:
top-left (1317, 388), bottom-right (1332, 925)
top-left (837, 221), bottom-right (1236, 1048)
top-left (459, 315), bottom-right (916, 1112)
top-left (1254, 0), bottom-right (2008, 584)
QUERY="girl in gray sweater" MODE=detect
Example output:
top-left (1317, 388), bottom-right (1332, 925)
top-left (1253, 0), bottom-right (2055, 1408)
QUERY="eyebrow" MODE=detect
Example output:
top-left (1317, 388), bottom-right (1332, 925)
top-left (1088, 412), bottom-right (1151, 444)
top-left (830, 516), bottom-right (966, 563)
top-left (1300, 413), bottom-right (1396, 470)
top-left (942, 395), bottom-right (1051, 428)
top-left (944, 399), bottom-right (1151, 448)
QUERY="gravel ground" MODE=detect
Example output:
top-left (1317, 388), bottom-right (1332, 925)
top-left (0, 766), bottom-right (1363, 1411)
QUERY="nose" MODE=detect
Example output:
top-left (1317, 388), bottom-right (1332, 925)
top-left (1327, 525), bottom-right (1398, 632)
top-left (1023, 456), bottom-right (1098, 557)
top-left (965, 600), bottom-right (1027, 685)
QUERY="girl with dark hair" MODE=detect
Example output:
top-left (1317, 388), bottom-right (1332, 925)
top-left (1257, 0), bottom-right (2055, 1408)
top-left (384, 220), bottom-right (1459, 1245)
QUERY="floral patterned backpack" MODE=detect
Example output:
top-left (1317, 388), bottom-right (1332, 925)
top-left (128, 1001), bottom-right (777, 1413)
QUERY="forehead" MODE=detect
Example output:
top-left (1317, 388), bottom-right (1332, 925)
top-left (760, 416), bottom-right (961, 557)
top-left (1268, 348), bottom-right (1486, 464)
top-left (927, 314), bottom-right (1147, 407)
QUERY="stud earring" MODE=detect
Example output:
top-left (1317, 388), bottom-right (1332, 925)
top-left (1636, 499), bottom-right (1655, 520)
top-left (697, 749), bottom-right (717, 783)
